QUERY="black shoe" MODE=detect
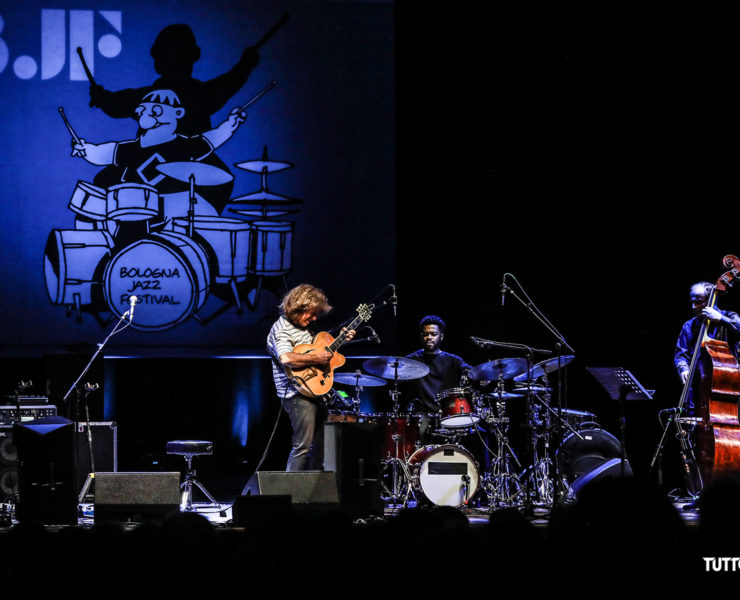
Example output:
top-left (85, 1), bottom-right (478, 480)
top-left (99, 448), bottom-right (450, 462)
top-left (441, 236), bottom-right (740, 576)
top-left (682, 496), bottom-right (701, 511)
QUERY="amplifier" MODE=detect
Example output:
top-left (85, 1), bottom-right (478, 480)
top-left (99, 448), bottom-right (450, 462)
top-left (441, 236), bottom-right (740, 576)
top-left (0, 405), bottom-right (57, 425)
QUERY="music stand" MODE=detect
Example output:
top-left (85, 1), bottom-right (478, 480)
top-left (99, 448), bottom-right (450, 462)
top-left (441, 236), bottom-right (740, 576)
top-left (586, 367), bottom-right (653, 477)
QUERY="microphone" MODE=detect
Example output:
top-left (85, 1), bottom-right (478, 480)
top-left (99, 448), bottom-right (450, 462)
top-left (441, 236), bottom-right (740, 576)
top-left (500, 279), bottom-right (507, 307)
top-left (367, 327), bottom-right (381, 344)
top-left (390, 284), bottom-right (397, 317)
top-left (128, 295), bottom-right (137, 321)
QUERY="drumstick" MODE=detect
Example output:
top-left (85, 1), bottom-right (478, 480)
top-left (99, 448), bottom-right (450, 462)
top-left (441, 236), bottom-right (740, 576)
top-left (58, 107), bottom-right (82, 145)
top-left (255, 13), bottom-right (290, 49)
top-left (76, 47), bottom-right (96, 85)
top-left (239, 80), bottom-right (278, 112)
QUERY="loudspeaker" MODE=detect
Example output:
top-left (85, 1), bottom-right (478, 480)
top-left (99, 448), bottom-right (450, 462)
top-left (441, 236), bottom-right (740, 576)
top-left (13, 416), bottom-right (77, 524)
top-left (0, 425), bottom-right (18, 500)
top-left (324, 421), bottom-right (384, 517)
top-left (76, 421), bottom-right (118, 493)
top-left (243, 471), bottom-right (339, 505)
top-left (94, 471), bottom-right (180, 523)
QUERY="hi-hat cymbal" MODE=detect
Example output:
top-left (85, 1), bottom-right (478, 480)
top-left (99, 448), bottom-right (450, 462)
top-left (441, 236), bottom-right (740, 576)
top-left (230, 190), bottom-right (302, 205)
top-left (223, 205), bottom-right (299, 220)
top-left (469, 358), bottom-right (528, 381)
top-left (363, 356), bottom-right (430, 380)
top-left (334, 371), bottom-right (387, 387)
top-left (234, 159), bottom-right (293, 174)
top-left (156, 162), bottom-right (234, 185)
top-left (513, 355), bottom-right (575, 382)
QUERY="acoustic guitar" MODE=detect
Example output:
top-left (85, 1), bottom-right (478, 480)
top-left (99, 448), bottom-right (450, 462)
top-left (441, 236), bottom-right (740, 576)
top-left (286, 304), bottom-right (373, 398)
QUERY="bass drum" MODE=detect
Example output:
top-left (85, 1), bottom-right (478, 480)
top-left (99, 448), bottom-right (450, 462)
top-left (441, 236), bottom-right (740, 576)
top-left (556, 428), bottom-right (624, 484)
top-left (102, 231), bottom-right (209, 331)
top-left (407, 444), bottom-right (479, 507)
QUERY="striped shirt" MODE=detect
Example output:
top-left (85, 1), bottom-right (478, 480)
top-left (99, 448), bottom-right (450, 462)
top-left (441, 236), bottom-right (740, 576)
top-left (267, 315), bottom-right (314, 399)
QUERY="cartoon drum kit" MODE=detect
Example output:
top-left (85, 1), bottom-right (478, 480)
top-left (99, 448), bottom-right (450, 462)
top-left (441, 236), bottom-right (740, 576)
top-left (329, 353), bottom-right (607, 511)
top-left (44, 147), bottom-right (300, 329)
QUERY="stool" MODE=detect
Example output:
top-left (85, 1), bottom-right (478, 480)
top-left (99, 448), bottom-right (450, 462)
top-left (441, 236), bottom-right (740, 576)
top-left (166, 440), bottom-right (219, 511)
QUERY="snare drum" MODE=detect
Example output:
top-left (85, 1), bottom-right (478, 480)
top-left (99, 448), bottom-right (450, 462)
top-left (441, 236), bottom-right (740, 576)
top-left (407, 444), bottom-right (480, 507)
top-left (437, 388), bottom-right (480, 428)
top-left (364, 413), bottom-right (421, 460)
top-left (106, 183), bottom-right (160, 222)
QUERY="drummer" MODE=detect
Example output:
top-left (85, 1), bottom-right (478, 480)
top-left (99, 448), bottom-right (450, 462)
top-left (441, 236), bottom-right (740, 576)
top-left (405, 315), bottom-right (472, 438)
top-left (71, 89), bottom-right (246, 223)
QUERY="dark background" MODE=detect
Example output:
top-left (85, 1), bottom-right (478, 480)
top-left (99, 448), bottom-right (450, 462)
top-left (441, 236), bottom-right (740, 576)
top-left (5, 3), bottom-right (740, 499)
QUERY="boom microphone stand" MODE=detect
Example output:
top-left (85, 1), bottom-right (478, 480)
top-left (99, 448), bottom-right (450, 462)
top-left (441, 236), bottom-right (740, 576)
top-left (499, 273), bottom-right (576, 507)
top-left (68, 296), bottom-right (138, 502)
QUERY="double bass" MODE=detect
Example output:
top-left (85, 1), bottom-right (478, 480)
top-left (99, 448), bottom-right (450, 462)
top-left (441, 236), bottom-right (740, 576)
top-left (678, 255), bottom-right (740, 485)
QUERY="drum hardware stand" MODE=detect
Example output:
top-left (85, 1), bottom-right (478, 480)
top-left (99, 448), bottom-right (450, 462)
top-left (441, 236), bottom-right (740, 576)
top-left (380, 380), bottom-right (416, 507)
top-left (482, 406), bottom-right (523, 510)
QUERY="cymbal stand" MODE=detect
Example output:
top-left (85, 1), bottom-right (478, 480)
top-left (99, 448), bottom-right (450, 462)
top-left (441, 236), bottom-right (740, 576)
top-left (482, 392), bottom-right (523, 509)
top-left (525, 393), bottom-right (554, 506)
top-left (380, 373), bottom-right (415, 507)
top-left (523, 378), bottom-right (581, 507)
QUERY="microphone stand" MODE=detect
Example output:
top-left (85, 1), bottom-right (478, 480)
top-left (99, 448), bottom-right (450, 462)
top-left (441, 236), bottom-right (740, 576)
top-left (65, 307), bottom-right (134, 503)
top-left (499, 274), bottom-right (576, 508)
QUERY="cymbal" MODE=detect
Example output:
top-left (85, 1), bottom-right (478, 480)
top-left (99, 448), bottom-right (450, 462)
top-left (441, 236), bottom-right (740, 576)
top-left (514, 355), bottom-right (575, 382)
top-left (234, 159), bottom-right (293, 174)
top-left (223, 205), bottom-right (299, 220)
top-left (469, 358), bottom-right (528, 381)
top-left (512, 384), bottom-right (551, 394)
top-left (230, 190), bottom-right (301, 205)
top-left (363, 356), bottom-right (430, 380)
top-left (156, 162), bottom-right (234, 185)
top-left (334, 371), bottom-right (386, 387)
top-left (482, 390), bottom-right (524, 400)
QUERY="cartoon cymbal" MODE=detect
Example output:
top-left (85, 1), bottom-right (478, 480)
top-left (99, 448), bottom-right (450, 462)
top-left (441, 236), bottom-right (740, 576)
top-left (156, 162), bottom-right (234, 185)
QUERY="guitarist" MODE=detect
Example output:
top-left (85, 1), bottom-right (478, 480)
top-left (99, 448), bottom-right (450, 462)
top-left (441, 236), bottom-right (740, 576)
top-left (267, 284), bottom-right (355, 472)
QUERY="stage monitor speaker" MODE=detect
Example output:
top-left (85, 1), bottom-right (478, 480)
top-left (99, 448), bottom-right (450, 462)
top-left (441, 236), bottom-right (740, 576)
top-left (324, 421), bottom-right (384, 517)
top-left (0, 425), bottom-right (18, 500)
top-left (13, 416), bottom-right (77, 524)
top-left (243, 471), bottom-right (339, 506)
top-left (570, 458), bottom-right (633, 496)
top-left (94, 471), bottom-right (180, 523)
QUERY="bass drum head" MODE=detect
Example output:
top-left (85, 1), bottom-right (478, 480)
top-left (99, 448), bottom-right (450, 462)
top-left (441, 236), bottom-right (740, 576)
top-left (103, 232), bottom-right (209, 331)
top-left (408, 444), bottom-right (479, 507)
top-left (557, 428), bottom-right (623, 483)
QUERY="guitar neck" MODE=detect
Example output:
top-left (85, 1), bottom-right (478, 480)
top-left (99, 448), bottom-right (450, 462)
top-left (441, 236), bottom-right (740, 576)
top-left (328, 314), bottom-right (366, 352)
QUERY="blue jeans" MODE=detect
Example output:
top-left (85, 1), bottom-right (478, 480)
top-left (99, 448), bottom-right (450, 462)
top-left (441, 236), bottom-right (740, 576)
top-left (281, 395), bottom-right (327, 471)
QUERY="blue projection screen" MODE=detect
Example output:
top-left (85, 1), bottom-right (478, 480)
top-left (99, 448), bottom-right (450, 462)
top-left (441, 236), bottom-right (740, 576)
top-left (0, 0), bottom-right (395, 355)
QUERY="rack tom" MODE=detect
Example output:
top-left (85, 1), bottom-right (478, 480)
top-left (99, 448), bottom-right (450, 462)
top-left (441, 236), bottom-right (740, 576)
top-left (437, 387), bottom-right (480, 428)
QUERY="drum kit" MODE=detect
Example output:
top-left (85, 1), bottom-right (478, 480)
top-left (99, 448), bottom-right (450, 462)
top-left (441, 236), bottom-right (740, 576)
top-left (45, 145), bottom-right (301, 327)
top-left (328, 353), bottom-right (600, 511)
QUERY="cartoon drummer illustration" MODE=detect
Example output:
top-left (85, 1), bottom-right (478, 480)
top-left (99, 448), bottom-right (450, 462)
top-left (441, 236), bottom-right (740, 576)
top-left (71, 89), bottom-right (246, 226)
